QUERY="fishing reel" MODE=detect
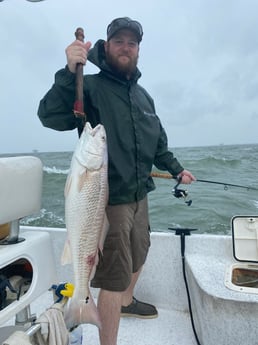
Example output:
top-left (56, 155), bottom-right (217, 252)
top-left (170, 173), bottom-right (257, 207)
top-left (172, 177), bottom-right (192, 206)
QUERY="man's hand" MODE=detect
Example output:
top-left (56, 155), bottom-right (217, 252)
top-left (65, 40), bottom-right (92, 73)
top-left (177, 170), bottom-right (196, 184)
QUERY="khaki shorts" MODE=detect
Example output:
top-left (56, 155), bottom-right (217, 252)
top-left (91, 197), bottom-right (151, 292)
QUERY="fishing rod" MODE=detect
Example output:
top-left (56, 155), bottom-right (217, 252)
top-left (150, 172), bottom-right (258, 206)
top-left (150, 172), bottom-right (258, 191)
top-left (196, 179), bottom-right (258, 191)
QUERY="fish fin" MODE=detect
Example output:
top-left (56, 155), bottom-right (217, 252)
top-left (78, 170), bottom-right (88, 192)
top-left (89, 252), bottom-right (99, 281)
top-left (64, 173), bottom-right (72, 198)
top-left (61, 239), bottom-right (72, 265)
top-left (99, 213), bottom-right (109, 251)
top-left (87, 215), bottom-right (109, 281)
top-left (64, 291), bottom-right (101, 330)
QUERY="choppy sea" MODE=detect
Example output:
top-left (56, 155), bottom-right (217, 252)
top-left (2, 143), bottom-right (258, 235)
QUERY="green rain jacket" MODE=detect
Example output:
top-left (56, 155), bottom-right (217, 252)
top-left (38, 39), bottom-right (184, 205)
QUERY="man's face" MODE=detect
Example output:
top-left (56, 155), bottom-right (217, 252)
top-left (104, 29), bottom-right (139, 79)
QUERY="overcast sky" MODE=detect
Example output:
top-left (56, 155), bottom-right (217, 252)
top-left (1, 0), bottom-right (258, 153)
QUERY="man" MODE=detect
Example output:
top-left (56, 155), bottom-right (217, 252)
top-left (38, 17), bottom-right (195, 345)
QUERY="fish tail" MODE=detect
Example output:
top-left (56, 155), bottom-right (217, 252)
top-left (64, 291), bottom-right (101, 330)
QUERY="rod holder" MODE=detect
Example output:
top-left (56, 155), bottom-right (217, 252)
top-left (0, 220), bottom-right (25, 245)
top-left (168, 227), bottom-right (198, 257)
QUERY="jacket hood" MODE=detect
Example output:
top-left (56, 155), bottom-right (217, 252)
top-left (87, 39), bottom-right (106, 69)
top-left (87, 39), bottom-right (141, 82)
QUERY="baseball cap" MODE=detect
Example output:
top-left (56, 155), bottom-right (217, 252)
top-left (107, 17), bottom-right (143, 42)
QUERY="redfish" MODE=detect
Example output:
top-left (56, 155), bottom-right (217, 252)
top-left (61, 122), bottom-right (108, 330)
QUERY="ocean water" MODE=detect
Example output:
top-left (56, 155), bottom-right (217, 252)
top-left (2, 144), bottom-right (258, 235)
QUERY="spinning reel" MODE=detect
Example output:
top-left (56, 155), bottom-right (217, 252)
top-left (172, 177), bottom-right (192, 206)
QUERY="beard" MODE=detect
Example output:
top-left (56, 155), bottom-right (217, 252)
top-left (105, 46), bottom-right (138, 79)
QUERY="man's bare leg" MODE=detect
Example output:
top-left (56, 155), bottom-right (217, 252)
top-left (120, 267), bottom-right (158, 319)
top-left (98, 289), bottom-right (122, 345)
top-left (121, 268), bottom-right (142, 306)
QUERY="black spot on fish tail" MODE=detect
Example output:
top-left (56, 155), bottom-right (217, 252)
top-left (85, 296), bottom-right (89, 304)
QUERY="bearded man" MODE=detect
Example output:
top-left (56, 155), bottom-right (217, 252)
top-left (38, 17), bottom-right (195, 345)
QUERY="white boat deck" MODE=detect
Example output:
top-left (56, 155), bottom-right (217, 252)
top-left (2, 290), bottom-right (196, 345)
top-left (86, 308), bottom-right (196, 345)
top-left (32, 291), bottom-right (196, 345)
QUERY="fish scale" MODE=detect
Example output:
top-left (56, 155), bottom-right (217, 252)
top-left (69, 171), bottom-right (107, 297)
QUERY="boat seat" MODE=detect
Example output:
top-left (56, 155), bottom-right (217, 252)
top-left (0, 156), bottom-right (43, 237)
top-left (0, 156), bottom-right (57, 327)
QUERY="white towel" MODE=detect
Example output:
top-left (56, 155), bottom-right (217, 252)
top-left (2, 330), bottom-right (33, 345)
top-left (35, 303), bottom-right (69, 345)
